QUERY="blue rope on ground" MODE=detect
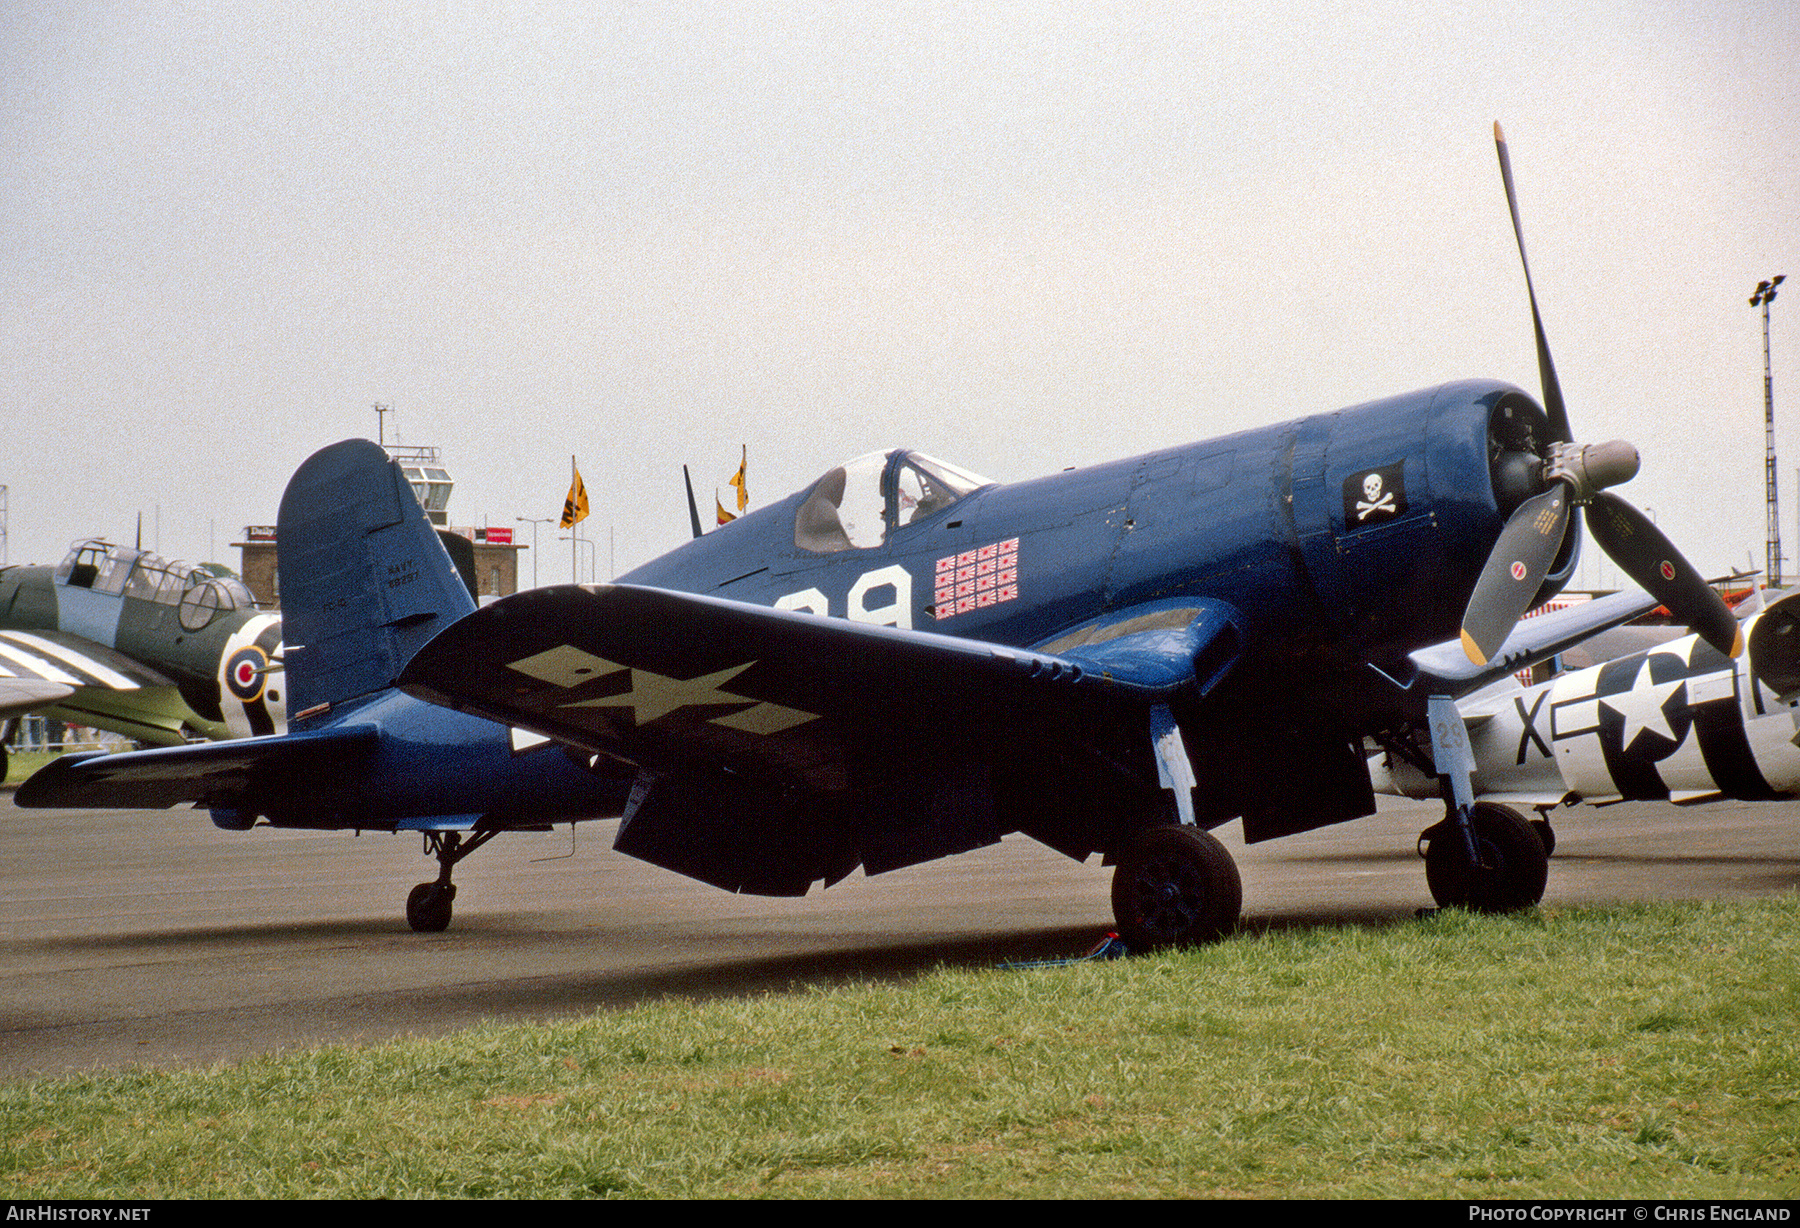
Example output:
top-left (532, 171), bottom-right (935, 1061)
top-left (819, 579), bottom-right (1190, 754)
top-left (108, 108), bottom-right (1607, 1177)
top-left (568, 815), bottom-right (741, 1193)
top-left (998, 932), bottom-right (1131, 969)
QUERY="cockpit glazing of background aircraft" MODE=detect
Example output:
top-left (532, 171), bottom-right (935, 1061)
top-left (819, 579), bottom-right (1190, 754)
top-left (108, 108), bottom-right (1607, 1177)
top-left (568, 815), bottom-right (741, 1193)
top-left (0, 539), bottom-right (284, 754)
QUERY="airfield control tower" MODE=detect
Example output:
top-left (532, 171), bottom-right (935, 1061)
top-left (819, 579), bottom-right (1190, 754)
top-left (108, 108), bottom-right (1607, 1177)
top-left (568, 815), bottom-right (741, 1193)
top-left (234, 445), bottom-right (523, 608)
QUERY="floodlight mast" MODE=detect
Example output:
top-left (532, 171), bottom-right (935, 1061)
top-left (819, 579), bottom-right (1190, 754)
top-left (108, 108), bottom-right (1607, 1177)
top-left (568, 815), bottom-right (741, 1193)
top-left (1752, 276), bottom-right (1785, 587)
top-left (516, 517), bottom-right (552, 588)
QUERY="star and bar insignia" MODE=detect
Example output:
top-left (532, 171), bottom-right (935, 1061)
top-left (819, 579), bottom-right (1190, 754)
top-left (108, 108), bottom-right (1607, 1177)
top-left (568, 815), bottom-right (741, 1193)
top-left (504, 644), bottom-right (817, 735)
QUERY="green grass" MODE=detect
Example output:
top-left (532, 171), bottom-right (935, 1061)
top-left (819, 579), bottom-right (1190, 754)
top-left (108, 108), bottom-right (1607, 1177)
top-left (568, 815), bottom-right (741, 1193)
top-left (4, 749), bottom-right (60, 785)
top-left (5, 899), bottom-right (1799, 1198)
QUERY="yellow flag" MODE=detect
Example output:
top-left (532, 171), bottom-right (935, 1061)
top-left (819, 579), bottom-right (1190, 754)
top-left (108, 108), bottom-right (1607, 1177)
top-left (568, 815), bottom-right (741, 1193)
top-left (716, 494), bottom-right (735, 526)
top-left (727, 445), bottom-right (748, 513)
top-left (560, 467), bottom-right (589, 528)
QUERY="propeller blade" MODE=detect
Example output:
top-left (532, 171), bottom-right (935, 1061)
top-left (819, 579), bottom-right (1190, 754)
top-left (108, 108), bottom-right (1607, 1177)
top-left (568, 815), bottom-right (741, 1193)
top-left (1494, 121), bottom-right (1571, 443)
top-left (1461, 484), bottom-right (1572, 665)
top-left (1584, 492), bottom-right (1742, 658)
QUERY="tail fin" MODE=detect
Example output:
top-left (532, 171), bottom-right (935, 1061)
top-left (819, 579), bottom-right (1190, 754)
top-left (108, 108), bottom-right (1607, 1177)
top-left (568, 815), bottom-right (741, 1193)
top-left (278, 439), bottom-right (477, 719)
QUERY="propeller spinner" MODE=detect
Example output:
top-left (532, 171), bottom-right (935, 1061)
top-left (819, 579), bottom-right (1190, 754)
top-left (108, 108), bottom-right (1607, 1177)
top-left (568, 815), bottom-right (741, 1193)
top-left (1459, 125), bottom-right (1741, 666)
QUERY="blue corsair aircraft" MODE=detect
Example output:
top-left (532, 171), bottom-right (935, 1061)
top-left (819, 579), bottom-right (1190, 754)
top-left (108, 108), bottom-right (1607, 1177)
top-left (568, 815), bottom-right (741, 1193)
top-left (21, 126), bottom-right (1747, 945)
top-left (384, 125), bottom-right (1742, 945)
top-left (18, 439), bottom-right (632, 932)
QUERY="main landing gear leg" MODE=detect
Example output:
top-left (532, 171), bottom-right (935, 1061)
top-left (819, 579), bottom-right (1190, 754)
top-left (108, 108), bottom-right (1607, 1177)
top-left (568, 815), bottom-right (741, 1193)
top-left (406, 829), bottom-right (501, 933)
top-left (1421, 695), bottom-right (1546, 912)
top-left (1109, 710), bottom-right (1243, 949)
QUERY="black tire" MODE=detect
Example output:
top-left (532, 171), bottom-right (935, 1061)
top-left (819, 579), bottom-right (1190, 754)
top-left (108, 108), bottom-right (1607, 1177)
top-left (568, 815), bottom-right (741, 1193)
top-left (1111, 825), bottom-right (1242, 948)
top-left (406, 882), bottom-right (456, 933)
top-left (1531, 817), bottom-right (1556, 858)
top-left (1424, 803), bottom-right (1547, 912)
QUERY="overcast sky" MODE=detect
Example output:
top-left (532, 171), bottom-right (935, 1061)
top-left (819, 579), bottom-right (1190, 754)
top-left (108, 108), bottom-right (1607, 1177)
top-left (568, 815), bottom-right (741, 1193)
top-left (4, 1), bottom-right (1796, 591)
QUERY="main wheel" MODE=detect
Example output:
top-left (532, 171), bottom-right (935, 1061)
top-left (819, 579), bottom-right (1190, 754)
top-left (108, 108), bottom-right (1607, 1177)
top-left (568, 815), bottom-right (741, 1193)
top-left (1111, 825), bottom-right (1242, 949)
top-left (406, 882), bottom-right (456, 932)
top-left (1423, 803), bottom-right (1547, 913)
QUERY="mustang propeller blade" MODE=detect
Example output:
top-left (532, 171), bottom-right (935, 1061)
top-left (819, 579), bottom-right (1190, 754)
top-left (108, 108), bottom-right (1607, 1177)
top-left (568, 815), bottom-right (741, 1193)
top-left (1460, 125), bottom-right (1739, 666)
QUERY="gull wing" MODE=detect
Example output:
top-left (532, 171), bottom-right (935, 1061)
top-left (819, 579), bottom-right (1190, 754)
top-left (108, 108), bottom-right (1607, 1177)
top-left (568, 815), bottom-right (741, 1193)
top-left (398, 584), bottom-right (1236, 796)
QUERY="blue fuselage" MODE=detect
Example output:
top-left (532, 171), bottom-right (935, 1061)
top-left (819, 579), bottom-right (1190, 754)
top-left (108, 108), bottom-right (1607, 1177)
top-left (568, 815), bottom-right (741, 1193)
top-left (624, 380), bottom-right (1559, 734)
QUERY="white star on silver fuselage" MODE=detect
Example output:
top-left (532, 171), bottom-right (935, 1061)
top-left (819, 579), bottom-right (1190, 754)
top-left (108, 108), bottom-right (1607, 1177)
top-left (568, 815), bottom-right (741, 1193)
top-left (1600, 652), bottom-right (1687, 753)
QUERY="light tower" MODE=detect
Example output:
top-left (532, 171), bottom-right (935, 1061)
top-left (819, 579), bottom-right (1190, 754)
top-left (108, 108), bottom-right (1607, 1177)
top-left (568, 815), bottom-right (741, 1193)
top-left (1752, 276), bottom-right (1785, 587)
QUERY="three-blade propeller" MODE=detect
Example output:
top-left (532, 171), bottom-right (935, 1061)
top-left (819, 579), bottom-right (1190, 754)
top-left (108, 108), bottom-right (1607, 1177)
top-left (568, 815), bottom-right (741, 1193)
top-left (1459, 124), bottom-right (1741, 666)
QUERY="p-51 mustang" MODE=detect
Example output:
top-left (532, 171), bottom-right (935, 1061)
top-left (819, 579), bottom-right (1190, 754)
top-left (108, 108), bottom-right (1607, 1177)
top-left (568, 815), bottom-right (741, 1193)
top-left (18, 440), bottom-right (632, 932)
top-left (387, 127), bottom-right (1743, 945)
top-left (1373, 590), bottom-right (1800, 852)
top-left (0, 541), bottom-right (285, 759)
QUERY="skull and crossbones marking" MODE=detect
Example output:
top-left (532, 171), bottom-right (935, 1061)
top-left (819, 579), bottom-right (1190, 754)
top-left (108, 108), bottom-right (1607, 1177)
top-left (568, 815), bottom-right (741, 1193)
top-left (1355, 472), bottom-right (1396, 521)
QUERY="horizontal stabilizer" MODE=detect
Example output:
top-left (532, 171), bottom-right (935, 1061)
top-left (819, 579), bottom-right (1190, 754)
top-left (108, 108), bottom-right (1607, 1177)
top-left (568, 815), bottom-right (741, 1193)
top-left (15, 723), bottom-right (380, 811)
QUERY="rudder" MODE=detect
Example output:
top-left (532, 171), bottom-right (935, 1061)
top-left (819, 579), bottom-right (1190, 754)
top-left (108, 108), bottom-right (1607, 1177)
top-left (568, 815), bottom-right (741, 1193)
top-left (278, 439), bottom-right (477, 719)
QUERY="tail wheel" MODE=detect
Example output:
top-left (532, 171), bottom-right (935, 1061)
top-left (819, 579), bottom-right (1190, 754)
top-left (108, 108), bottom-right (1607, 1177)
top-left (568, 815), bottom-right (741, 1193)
top-left (406, 882), bottom-right (456, 933)
top-left (1110, 825), bottom-right (1242, 948)
top-left (1423, 802), bottom-right (1547, 913)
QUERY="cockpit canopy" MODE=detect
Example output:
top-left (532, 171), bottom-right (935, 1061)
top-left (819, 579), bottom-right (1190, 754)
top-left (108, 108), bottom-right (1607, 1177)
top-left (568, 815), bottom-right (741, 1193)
top-left (54, 539), bottom-right (255, 630)
top-left (794, 450), bottom-right (993, 553)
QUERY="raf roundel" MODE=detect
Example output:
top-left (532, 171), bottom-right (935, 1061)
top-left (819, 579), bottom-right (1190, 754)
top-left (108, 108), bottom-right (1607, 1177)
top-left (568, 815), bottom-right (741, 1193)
top-left (225, 646), bottom-right (268, 703)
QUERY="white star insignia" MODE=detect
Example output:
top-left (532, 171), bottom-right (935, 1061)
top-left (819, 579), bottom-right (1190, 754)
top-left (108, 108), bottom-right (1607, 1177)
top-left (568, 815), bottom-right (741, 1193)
top-left (1600, 653), bottom-right (1687, 753)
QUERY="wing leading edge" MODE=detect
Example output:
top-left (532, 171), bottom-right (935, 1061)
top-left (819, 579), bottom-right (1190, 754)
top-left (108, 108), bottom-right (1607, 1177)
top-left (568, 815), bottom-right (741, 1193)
top-left (1402, 588), bottom-right (1664, 695)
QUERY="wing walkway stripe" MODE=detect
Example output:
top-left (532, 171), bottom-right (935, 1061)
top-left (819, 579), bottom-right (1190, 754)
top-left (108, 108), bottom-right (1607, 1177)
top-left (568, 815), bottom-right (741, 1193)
top-left (1, 631), bottom-right (140, 689)
top-left (0, 638), bottom-right (84, 686)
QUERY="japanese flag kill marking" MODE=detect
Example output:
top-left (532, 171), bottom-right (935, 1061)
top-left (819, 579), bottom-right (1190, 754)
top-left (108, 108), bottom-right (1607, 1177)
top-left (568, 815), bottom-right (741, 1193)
top-left (935, 538), bottom-right (1020, 620)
